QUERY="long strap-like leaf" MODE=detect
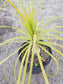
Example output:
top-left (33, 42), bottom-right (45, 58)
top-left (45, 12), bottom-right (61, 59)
top-left (14, 43), bottom-right (29, 79)
top-left (3, 41), bottom-right (12, 81)
top-left (21, 43), bottom-right (32, 84)
top-left (38, 15), bottom-right (55, 28)
top-left (38, 41), bottom-right (63, 56)
top-left (18, 0), bottom-right (29, 21)
top-left (0, 25), bottom-right (31, 37)
top-left (17, 46), bottom-right (29, 84)
top-left (37, 26), bottom-right (63, 38)
top-left (0, 8), bottom-right (26, 28)
top-left (0, 43), bottom-right (29, 65)
top-left (41, 15), bottom-right (63, 28)
top-left (28, 36), bottom-right (35, 84)
top-left (6, 0), bottom-right (33, 36)
top-left (35, 45), bottom-right (49, 84)
top-left (0, 36), bottom-right (31, 46)
top-left (37, 44), bottom-right (59, 80)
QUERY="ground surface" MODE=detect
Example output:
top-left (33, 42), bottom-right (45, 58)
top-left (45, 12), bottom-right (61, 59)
top-left (0, 0), bottom-right (63, 84)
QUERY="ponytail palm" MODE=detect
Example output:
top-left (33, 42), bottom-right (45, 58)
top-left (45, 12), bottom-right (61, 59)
top-left (0, 0), bottom-right (63, 84)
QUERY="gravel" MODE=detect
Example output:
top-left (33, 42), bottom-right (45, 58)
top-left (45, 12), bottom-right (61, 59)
top-left (0, 0), bottom-right (63, 84)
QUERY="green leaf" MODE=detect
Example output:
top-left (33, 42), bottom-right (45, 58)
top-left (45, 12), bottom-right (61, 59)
top-left (14, 42), bottom-right (29, 79)
top-left (35, 63), bottom-right (38, 67)
top-left (37, 44), bottom-right (59, 78)
top-left (6, 0), bottom-right (33, 36)
top-left (35, 45), bottom-right (49, 84)
top-left (17, 46), bottom-right (29, 84)
top-left (21, 43), bottom-right (32, 84)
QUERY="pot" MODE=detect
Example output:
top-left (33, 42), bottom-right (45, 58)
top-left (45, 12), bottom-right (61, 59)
top-left (18, 41), bottom-right (52, 74)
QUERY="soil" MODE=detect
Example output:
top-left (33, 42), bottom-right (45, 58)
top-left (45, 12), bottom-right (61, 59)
top-left (28, 45), bottom-right (50, 68)
top-left (19, 43), bottom-right (51, 68)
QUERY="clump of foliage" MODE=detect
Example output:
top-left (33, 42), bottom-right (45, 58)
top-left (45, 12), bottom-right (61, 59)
top-left (0, 0), bottom-right (63, 84)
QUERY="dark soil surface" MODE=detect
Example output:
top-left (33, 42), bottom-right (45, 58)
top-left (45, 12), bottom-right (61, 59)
top-left (19, 44), bottom-right (51, 68)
